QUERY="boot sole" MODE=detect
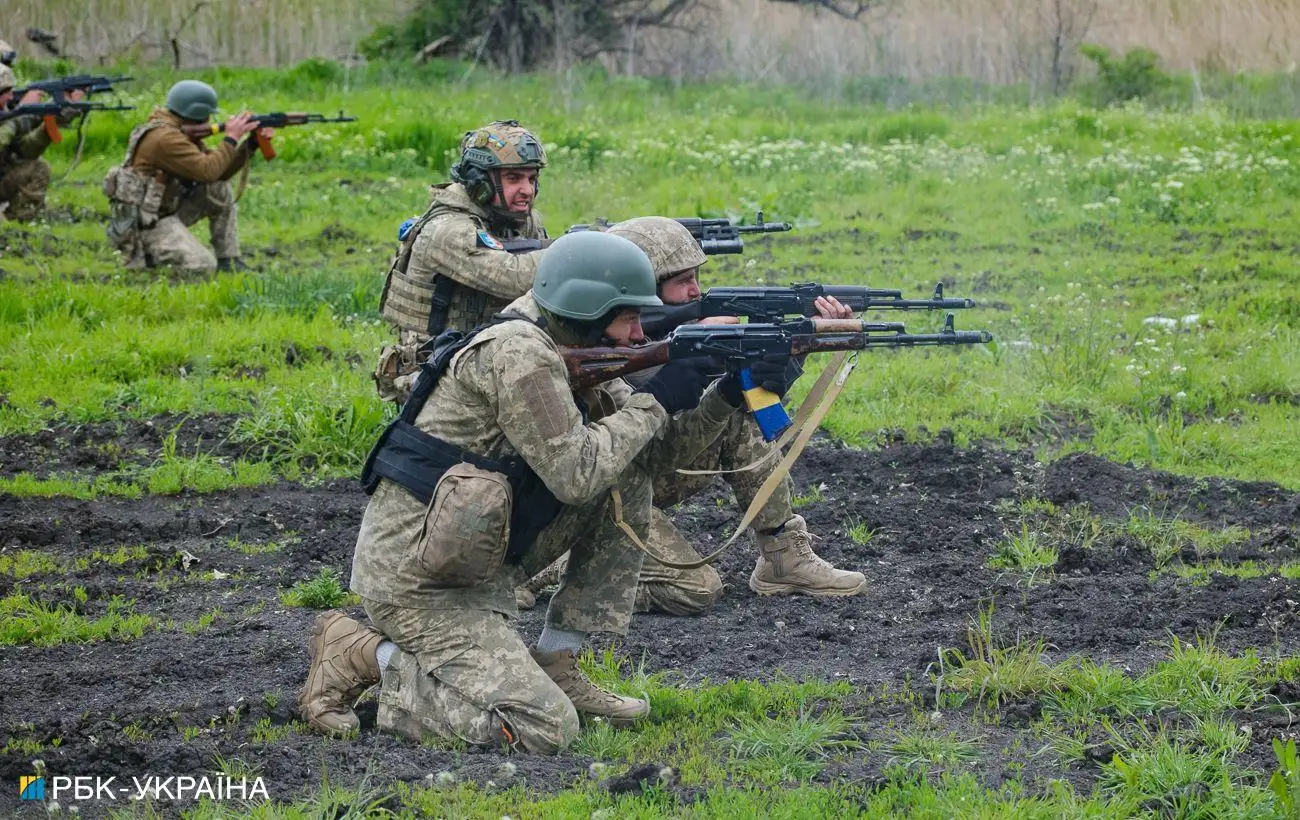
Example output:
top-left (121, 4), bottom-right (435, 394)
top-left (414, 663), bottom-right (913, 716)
top-left (748, 577), bottom-right (868, 597)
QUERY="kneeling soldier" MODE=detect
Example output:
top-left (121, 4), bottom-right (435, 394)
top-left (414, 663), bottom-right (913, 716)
top-left (103, 80), bottom-right (267, 271)
top-left (298, 231), bottom-right (793, 752)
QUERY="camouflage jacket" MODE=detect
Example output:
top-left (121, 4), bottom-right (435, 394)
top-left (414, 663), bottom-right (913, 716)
top-left (379, 182), bottom-right (547, 340)
top-left (351, 292), bottom-right (737, 613)
top-left (0, 114), bottom-right (52, 172)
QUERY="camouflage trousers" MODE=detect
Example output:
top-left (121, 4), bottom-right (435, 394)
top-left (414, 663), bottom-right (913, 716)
top-left (639, 411), bottom-right (794, 616)
top-left (134, 181), bottom-right (239, 271)
top-left (0, 158), bottom-right (51, 222)
top-left (362, 465), bottom-right (651, 753)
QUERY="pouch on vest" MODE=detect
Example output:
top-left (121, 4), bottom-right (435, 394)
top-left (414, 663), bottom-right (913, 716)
top-left (417, 462), bottom-right (513, 587)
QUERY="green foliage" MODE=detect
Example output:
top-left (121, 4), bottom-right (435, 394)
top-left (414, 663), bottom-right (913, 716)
top-left (1080, 44), bottom-right (1171, 106)
top-left (0, 592), bottom-right (153, 646)
top-left (280, 568), bottom-right (357, 609)
top-left (988, 524), bottom-right (1059, 584)
top-left (722, 709), bottom-right (860, 783)
top-left (1269, 739), bottom-right (1300, 817)
top-left (940, 604), bottom-right (1060, 708)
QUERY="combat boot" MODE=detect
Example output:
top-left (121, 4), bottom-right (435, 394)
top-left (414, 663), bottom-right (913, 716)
top-left (749, 514), bottom-right (867, 597)
top-left (216, 256), bottom-right (249, 272)
top-left (530, 648), bottom-right (649, 726)
top-left (298, 611), bottom-right (384, 734)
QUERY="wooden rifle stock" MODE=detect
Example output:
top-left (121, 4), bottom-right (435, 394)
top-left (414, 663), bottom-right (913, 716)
top-left (563, 341), bottom-right (671, 390)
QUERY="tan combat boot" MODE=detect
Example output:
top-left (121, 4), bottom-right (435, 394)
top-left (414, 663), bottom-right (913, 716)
top-left (298, 611), bottom-right (384, 734)
top-left (749, 514), bottom-right (867, 597)
top-left (530, 648), bottom-right (649, 726)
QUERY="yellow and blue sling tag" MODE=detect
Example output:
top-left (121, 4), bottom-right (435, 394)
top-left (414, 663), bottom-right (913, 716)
top-left (738, 367), bottom-right (791, 441)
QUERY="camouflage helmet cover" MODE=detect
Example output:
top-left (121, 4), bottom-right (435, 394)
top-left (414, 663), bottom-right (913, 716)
top-left (457, 119), bottom-right (547, 171)
top-left (0, 63), bottom-right (14, 93)
top-left (533, 231), bottom-right (661, 321)
top-left (607, 216), bottom-right (707, 283)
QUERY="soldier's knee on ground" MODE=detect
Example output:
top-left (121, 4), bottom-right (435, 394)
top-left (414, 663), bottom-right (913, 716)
top-left (500, 699), bottom-right (581, 755)
top-left (1, 159), bottom-right (52, 221)
top-left (641, 571), bottom-right (723, 616)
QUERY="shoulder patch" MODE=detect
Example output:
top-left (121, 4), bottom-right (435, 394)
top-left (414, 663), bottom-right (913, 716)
top-left (476, 230), bottom-right (505, 251)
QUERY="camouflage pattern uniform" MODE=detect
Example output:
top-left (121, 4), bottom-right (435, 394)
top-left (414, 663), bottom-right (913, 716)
top-left (525, 217), bottom-right (866, 614)
top-left (0, 65), bottom-right (65, 222)
top-left (375, 120), bottom-right (548, 403)
top-left (348, 292), bottom-right (736, 752)
top-left (103, 107), bottom-right (249, 271)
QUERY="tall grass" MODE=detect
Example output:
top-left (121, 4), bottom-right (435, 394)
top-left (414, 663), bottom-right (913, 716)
top-left (6, 0), bottom-right (1300, 92)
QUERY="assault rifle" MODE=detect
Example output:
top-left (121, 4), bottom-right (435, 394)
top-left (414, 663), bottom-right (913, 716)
top-left (0, 100), bottom-right (135, 142)
top-left (9, 74), bottom-right (133, 106)
top-left (564, 314), bottom-right (993, 440)
top-left (181, 111), bottom-right (357, 161)
top-left (499, 210), bottom-right (794, 255)
top-left (639, 282), bottom-right (976, 337)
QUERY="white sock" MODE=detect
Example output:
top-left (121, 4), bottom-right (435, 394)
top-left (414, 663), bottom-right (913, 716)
top-left (376, 640), bottom-right (397, 671)
top-left (536, 626), bottom-right (585, 654)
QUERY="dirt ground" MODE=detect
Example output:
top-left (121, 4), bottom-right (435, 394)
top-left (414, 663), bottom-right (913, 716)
top-left (1, 425), bottom-right (1297, 817)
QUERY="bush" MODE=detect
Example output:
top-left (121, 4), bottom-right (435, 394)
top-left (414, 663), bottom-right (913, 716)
top-left (1080, 44), bottom-right (1170, 106)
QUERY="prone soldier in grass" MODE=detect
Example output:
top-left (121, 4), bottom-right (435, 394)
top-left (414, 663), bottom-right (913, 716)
top-left (0, 62), bottom-right (83, 221)
top-left (374, 119), bottom-right (550, 402)
top-left (103, 80), bottom-right (270, 272)
top-left (519, 217), bottom-right (868, 615)
top-left (299, 231), bottom-right (798, 752)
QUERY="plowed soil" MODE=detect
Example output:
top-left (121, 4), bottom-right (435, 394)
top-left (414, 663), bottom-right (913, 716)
top-left (1, 431), bottom-right (1296, 817)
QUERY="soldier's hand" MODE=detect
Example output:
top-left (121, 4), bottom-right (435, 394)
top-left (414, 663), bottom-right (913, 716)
top-left (698, 316), bottom-right (741, 326)
top-left (66, 89), bottom-right (87, 103)
top-left (257, 127), bottom-right (275, 140)
top-left (223, 112), bottom-right (258, 140)
top-left (814, 295), bottom-right (853, 319)
top-left (19, 89), bottom-right (43, 106)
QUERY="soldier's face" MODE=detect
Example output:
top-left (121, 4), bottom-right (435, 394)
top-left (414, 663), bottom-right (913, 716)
top-left (659, 269), bottom-right (701, 305)
top-left (0, 89), bottom-right (12, 107)
top-left (603, 309), bottom-right (645, 345)
top-left (495, 168), bottom-right (539, 213)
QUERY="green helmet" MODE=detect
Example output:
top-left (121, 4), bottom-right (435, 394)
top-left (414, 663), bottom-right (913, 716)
top-left (534, 232), bottom-right (661, 322)
top-left (0, 64), bottom-right (14, 93)
top-left (607, 217), bottom-right (707, 283)
top-left (165, 80), bottom-right (219, 121)
top-left (451, 120), bottom-right (547, 207)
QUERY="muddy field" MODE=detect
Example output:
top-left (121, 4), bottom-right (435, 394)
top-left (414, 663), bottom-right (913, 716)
top-left (1, 423), bottom-right (1297, 817)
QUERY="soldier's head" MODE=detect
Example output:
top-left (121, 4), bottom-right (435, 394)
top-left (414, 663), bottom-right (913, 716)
top-left (533, 231), bottom-right (661, 346)
top-left (451, 120), bottom-right (546, 224)
top-left (0, 40), bottom-right (15, 67)
top-left (607, 217), bottom-right (706, 306)
top-left (164, 80), bottom-right (219, 122)
top-left (0, 64), bottom-right (15, 106)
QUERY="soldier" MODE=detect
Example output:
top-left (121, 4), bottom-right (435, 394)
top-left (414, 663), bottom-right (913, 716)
top-left (102, 80), bottom-right (267, 272)
top-left (521, 217), bottom-right (868, 615)
top-left (374, 119), bottom-right (548, 402)
top-left (298, 231), bottom-right (796, 752)
top-left (0, 63), bottom-right (82, 222)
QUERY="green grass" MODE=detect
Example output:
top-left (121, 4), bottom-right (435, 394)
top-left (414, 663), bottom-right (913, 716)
top-left (4, 68), bottom-right (1300, 490)
top-left (280, 568), bottom-right (359, 609)
top-left (0, 591), bottom-right (154, 646)
top-left (987, 524), bottom-right (1059, 584)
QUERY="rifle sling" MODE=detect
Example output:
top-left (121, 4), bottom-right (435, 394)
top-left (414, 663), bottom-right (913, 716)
top-left (611, 350), bottom-right (857, 570)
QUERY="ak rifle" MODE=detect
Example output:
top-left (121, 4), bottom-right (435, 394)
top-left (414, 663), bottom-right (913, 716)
top-left (0, 100), bottom-right (134, 142)
top-left (181, 111), bottom-right (357, 161)
top-left (639, 282), bottom-right (976, 337)
top-left (564, 315), bottom-right (993, 439)
top-left (498, 210), bottom-right (793, 256)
